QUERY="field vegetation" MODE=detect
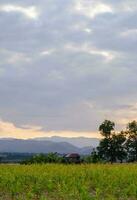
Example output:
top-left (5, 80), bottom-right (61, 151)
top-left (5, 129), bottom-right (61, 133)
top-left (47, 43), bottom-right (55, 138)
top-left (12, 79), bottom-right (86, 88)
top-left (0, 164), bottom-right (137, 200)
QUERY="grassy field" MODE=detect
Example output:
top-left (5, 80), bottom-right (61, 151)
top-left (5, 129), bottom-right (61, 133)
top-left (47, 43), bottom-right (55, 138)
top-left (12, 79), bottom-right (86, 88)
top-left (0, 164), bottom-right (137, 200)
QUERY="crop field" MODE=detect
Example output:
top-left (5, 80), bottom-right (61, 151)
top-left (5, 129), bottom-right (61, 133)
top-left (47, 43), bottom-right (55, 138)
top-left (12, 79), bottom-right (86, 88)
top-left (0, 164), bottom-right (137, 200)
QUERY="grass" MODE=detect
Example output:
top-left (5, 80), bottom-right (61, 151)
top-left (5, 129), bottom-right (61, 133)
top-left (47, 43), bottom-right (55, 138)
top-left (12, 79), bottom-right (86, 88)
top-left (0, 164), bottom-right (137, 199)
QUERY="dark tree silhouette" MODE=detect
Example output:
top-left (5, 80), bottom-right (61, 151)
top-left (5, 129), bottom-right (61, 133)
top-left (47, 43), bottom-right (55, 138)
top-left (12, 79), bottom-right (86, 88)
top-left (99, 120), bottom-right (115, 138)
top-left (98, 120), bottom-right (126, 163)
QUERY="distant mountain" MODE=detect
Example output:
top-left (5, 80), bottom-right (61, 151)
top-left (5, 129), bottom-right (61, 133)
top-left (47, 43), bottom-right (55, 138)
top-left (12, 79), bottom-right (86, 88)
top-left (34, 136), bottom-right (100, 148)
top-left (0, 139), bottom-right (92, 154)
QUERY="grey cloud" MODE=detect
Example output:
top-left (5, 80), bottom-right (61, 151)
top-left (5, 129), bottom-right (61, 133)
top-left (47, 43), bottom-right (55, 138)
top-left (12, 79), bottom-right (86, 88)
top-left (0, 0), bottom-right (137, 134)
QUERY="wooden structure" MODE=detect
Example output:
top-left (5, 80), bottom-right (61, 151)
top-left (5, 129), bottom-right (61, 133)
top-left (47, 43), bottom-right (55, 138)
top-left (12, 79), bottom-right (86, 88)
top-left (65, 153), bottom-right (80, 163)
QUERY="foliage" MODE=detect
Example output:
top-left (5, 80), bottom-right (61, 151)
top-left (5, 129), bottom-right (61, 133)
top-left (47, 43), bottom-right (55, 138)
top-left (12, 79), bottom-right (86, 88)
top-left (126, 121), bottom-right (137, 161)
top-left (99, 120), bottom-right (115, 138)
top-left (22, 152), bottom-right (101, 165)
top-left (21, 153), bottom-right (65, 164)
top-left (90, 149), bottom-right (101, 163)
top-left (111, 131), bottom-right (127, 162)
top-left (98, 120), bottom-right (127, 163)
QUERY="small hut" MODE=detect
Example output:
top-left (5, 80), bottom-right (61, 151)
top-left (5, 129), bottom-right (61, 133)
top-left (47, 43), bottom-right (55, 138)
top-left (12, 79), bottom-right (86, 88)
top-left (65, 153), bottom-right (80, 163)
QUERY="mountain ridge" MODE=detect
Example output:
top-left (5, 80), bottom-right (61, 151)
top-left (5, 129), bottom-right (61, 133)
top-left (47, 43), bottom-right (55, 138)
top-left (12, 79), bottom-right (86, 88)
top-left (0, 138), bottom-right (94, 154)
top-left (33, 136), bottom-right (100, 148)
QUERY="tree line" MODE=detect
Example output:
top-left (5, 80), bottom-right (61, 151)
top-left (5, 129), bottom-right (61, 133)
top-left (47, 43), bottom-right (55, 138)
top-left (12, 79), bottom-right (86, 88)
top-left (21, 152), bottom-right (99, 164)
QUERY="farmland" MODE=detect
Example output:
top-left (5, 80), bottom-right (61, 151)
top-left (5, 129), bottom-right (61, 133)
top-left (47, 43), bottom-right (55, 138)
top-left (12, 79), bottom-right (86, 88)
top-left (0, 164), bottom-right (137, 200)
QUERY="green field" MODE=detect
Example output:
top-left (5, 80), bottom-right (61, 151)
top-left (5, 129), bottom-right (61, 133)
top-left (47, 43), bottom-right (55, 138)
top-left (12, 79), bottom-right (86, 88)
top-left (0, 164), bottom-right (137, 200)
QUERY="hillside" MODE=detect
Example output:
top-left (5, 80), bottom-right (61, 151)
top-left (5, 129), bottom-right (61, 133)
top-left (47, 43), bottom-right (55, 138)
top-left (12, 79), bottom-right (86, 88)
top-left (34, 136), bottom-right (100, 148)
top-left (0, 139), bottom-right (92, 154)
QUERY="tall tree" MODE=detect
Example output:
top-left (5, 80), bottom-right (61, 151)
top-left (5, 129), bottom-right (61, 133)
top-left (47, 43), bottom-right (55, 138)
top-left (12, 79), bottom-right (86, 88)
top-left (98, 120), bottom-right (126, 163)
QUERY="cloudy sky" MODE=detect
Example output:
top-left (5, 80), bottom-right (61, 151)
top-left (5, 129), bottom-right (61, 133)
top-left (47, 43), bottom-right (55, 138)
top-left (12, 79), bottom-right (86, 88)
top-left (0, 0), bottom-right (137, 138)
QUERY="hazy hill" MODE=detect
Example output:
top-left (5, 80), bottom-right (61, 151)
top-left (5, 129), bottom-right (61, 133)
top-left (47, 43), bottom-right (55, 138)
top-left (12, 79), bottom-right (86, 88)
top-left (0, 139), bottom-right (93, 154)
top-left (34, 136), bottom-right (100, 148)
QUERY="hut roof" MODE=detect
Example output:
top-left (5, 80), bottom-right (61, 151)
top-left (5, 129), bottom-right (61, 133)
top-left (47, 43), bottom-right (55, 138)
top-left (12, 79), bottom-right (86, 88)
top-left (65, 153), bottom-right (80, 158)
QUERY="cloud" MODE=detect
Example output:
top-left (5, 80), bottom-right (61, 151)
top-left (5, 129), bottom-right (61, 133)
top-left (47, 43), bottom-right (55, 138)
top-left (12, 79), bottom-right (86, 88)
top-left (0, 4), bottom-right (39, 19)
top-left (75, 1), bottom-right (113, 18)
top-left (120, 29), bottom-right (137, 37)
top-left (0, 120), bottom-right (44, 139)
top-left (64, 43), bottom-right (115, 61)
top-left (0, 0), bottom-right (137, 137)
top-left (40, 49), bottom-right (55, 56)
top-left (0, 119), bottom-right (99, 139)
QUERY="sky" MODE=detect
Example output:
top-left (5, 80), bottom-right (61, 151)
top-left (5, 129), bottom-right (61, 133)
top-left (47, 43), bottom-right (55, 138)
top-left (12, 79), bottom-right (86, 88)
top-left (0, 0), bottom-right (137, 139)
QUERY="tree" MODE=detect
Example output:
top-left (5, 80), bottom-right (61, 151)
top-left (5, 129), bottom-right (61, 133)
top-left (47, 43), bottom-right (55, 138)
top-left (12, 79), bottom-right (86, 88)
top-left (99, 120), bottom-right (115, 138)
top-left (126, 121), bottom-right (137, 162)
top-left (91, 149), bottom-right (100, 163)
top-left (97, 137), bottom-right (112, 162)
top-left (97, 120), bottom-right (126, 163)
top-left (111, 132), bottom-right (127, 163)
top-left (98, 120), bottom-right (115, 163)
